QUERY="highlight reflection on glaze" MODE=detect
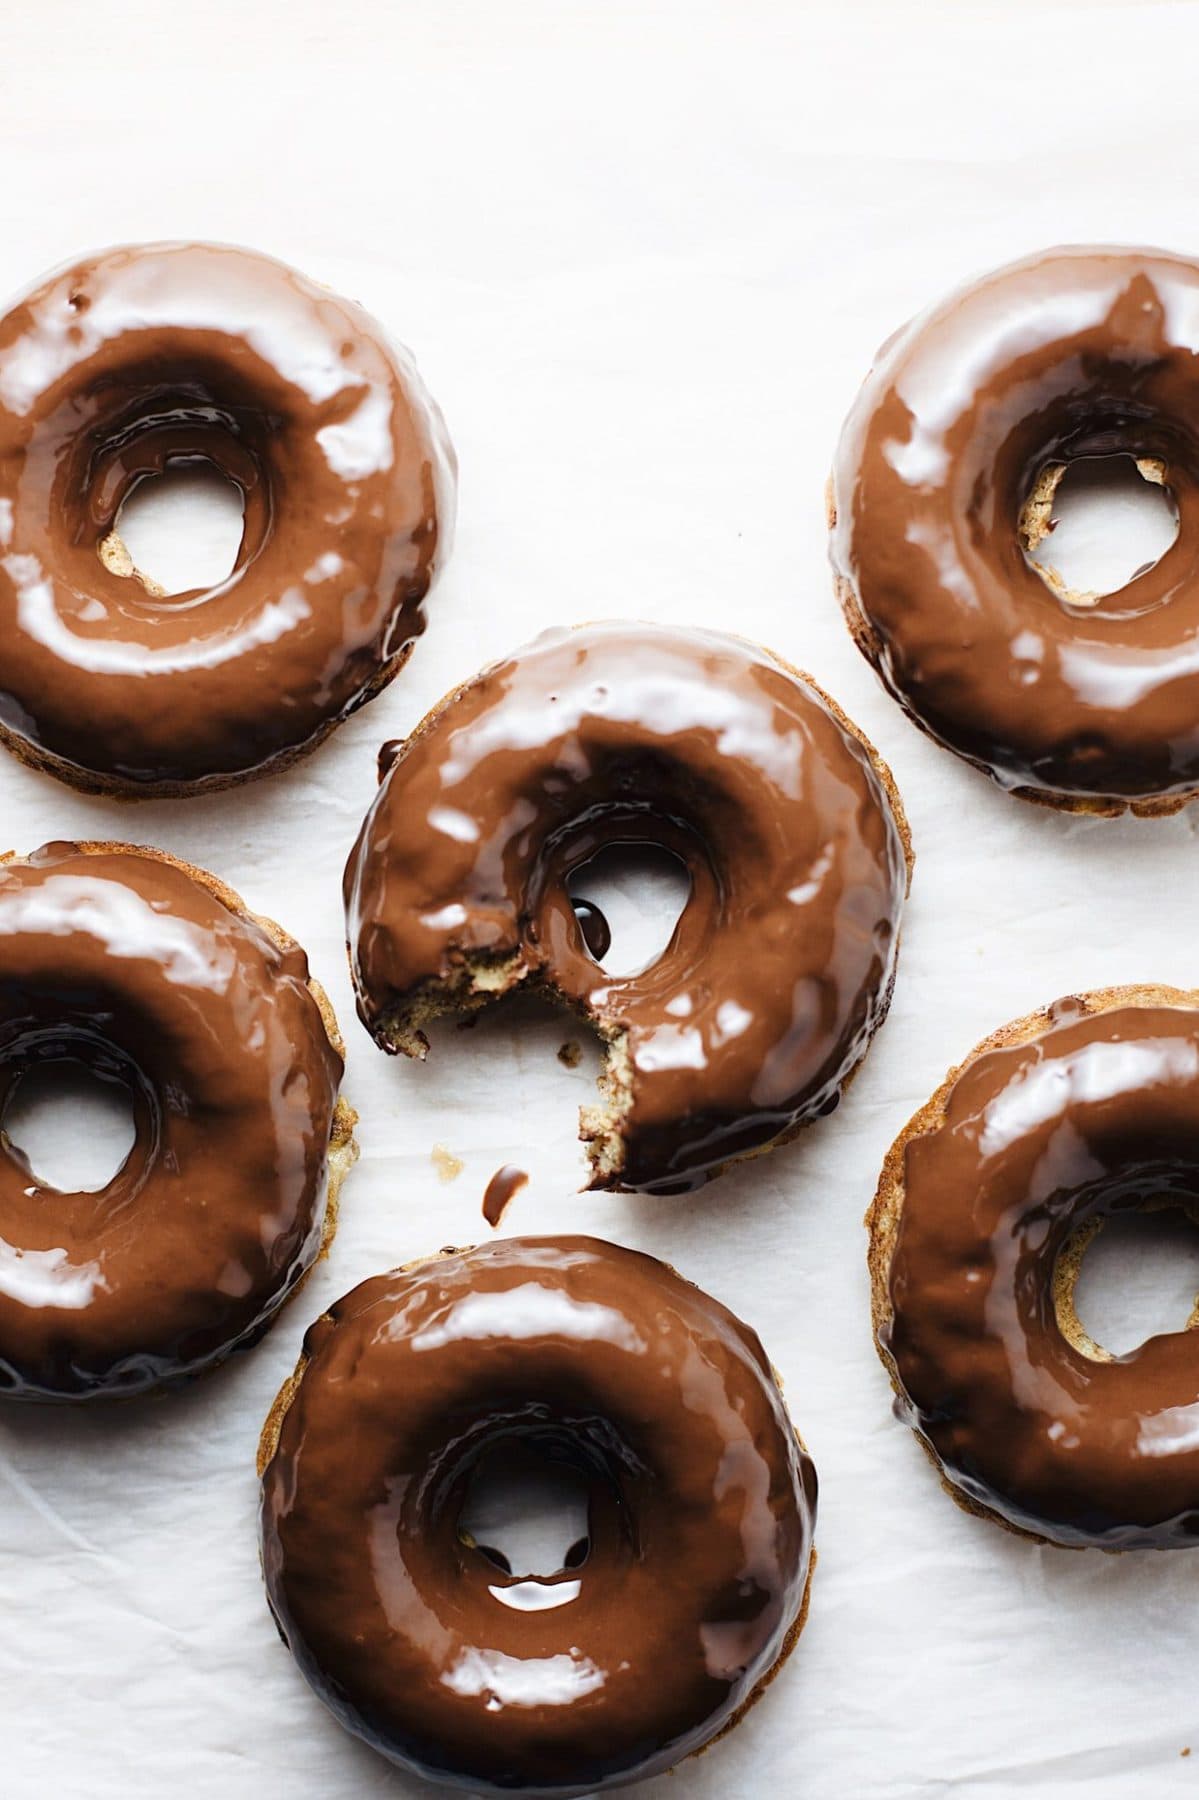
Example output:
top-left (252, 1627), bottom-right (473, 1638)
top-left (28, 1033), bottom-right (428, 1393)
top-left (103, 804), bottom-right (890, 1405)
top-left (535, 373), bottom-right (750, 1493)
top-left (344, 622), bottom-right (910, 1192)
top-left (831, 246), bottom-right (1199, 807)
top-left (882, 999), bottom-right (1199, 1546)
top-left (0, 842), bottom-right (344, 1400)
top-left (259, 1236), bottom-right (816, 1796)
top-left (0, 242), bottom-right (456, 794)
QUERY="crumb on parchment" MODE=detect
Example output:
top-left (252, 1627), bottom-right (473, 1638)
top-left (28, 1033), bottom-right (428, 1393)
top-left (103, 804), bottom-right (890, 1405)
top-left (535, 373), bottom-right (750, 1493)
top-left (431, 1143), bottom-right (464, 1183)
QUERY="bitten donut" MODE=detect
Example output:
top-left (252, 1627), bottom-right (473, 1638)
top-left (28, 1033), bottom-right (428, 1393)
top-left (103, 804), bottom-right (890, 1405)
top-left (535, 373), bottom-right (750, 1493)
top-left (343, 621), bottom-right (911, 1194)
top-left (259, 1235), bottom-right (816, 1795)
top-left (830, 246), bottom-right (1199, 815)
top-left (871, 985), bottom-right (1199, 1548)
top-left (0, 242), bottom-right (455, 796)
top-left (0, 841), bottom-right (355, 1399)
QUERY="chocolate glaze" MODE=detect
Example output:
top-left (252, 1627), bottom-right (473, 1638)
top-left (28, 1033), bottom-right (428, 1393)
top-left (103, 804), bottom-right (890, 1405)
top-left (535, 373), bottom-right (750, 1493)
top-left (0, 842), bottom-right (344, 1399)
top-left (831, 246), bottom-right (1199, 807)
top-left (259, 1235), bottom-right (816, 1794)
top-left (0, 242), bottom-right (455, 794)
top-left (569, 897), bottom-right (612, 963)
top-left (344, 622), bottom-right (909, 1193)
top-left (882, 999), bottom-right (1199, 1547)
top-left (482, 1164), bottom-right (529, 1228)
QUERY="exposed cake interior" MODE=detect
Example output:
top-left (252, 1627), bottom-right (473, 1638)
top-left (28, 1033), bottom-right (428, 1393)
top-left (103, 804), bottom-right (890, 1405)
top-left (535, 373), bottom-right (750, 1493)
top-left (372, 949), bottom-right (634, 1187)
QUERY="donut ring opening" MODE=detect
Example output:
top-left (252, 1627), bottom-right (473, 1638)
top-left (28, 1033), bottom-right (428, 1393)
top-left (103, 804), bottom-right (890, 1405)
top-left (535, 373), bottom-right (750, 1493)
top-left (1052, 1198), bottom-right (1199, 1363)
top-left (0, 1048), bottom-right (149, 1240)
top-left (1017, 455), bottom-right (1175, 610)
top-left (77, 366), bottom-right (271, 604)
top-left (97, 453), bottom-right (250, 602)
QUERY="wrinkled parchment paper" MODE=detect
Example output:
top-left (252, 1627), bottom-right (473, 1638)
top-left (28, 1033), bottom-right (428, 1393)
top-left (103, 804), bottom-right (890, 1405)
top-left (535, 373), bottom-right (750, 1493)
top-left (2, 4), bottom-right (1199, 1795)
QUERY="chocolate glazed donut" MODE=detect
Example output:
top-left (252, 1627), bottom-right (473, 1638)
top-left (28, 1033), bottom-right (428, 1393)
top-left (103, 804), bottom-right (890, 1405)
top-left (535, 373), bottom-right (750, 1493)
top-left (871, 985), bottom-right (1199, 1548)
top-left (343, 622), bottom-right (911, 1194)
top-left (0, 842), bottom-right (355, 1399)
top-left (831, 246), bottom-right (1199, 815)
top-left (259, 1236), bottom-right (816, 1796)
top-left (0, 242), bottom-right (455, 795)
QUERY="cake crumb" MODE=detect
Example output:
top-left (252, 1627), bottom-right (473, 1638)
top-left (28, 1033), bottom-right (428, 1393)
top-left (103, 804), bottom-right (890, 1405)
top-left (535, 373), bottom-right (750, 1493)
top-left (557, 1039), bottom-right (582, 1069)
top-left (1182, 1746), bottom-right (1191, 1757)
top-left (431, 1143), bottom-right (464, 1183)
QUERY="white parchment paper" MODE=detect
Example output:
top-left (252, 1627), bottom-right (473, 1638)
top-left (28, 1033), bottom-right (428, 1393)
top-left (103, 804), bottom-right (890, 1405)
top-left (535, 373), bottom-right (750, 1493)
top-left (2, 3), bottom-right (1199, 1795)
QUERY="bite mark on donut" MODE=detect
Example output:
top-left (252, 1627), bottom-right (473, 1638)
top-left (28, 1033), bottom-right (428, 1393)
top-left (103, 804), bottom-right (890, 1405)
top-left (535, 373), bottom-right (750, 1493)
top-left (372, 949), bottom-right (634, 1187)
top-left (353, 630), bottom-right (912, 1193)
top-left (578, 1027), bottom-right (634, 1184)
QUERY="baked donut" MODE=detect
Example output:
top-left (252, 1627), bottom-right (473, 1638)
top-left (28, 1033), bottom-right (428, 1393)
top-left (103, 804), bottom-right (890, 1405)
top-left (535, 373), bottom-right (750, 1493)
top-left (0, 841), bottom-right (355, 1399)
top-left (259, 1235), bottom-right (816, 1794)
top-left (870, 984), bottom-right (1199, 1548)
top-left (0, 241), bottom-right (455, 796)
top-left (343, 621), bottom-right (911, 1194)
top-left (830, 246), bottom-right (1199, 815)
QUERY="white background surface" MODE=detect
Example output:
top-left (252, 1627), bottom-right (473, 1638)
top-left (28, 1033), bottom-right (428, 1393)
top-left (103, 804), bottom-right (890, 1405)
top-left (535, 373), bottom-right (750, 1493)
top-left (3, 2), bottom-right (1199, 1795)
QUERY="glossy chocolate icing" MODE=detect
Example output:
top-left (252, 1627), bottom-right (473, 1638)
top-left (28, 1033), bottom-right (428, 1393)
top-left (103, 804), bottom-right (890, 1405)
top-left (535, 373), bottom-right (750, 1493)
top-left (880, 996), bottom-right (1199, 1547)
top-left (569, 897), bottom-right (611, 962)
top-left (831, 246), bottom-right (1199, 808)
top-left (0, 242), bottom-right (455, 794)
top-left (0, 842), bottom-right (345, 1399)
top-left (259, 1235), bottom-right (816, 1795)
top-left (482, 1164), bottom-right (528, 1228)
top-left (344, 622), bottom-right (909, 1193)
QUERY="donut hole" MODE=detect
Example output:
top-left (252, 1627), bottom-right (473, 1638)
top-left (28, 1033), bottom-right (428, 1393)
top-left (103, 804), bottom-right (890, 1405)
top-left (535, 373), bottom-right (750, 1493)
top-left (105, 461), bottom-right (246, 597)
top-left (1057, 1201), bottom-right (1199, 1359)
top-left (566, 844), bottom-right (691, 976)
top-left (2, 1059), bottom-right (137, 1193)
top-left (1021, 453), bottom-right (1179, 606)
top-left (459, 1439), bottom-right (592, 1579)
